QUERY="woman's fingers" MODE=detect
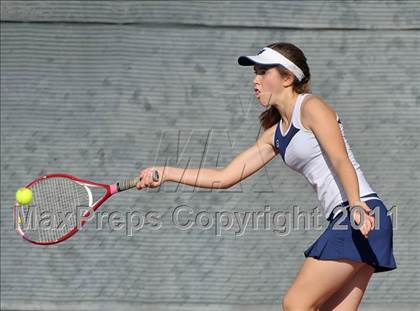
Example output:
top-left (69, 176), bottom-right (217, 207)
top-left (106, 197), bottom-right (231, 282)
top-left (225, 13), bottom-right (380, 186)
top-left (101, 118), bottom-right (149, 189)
top-left (361, 202), bottom-right (375, 231)
top-left (136, 167), bottom-right (162, 190)
top-left (368, 214), bottom-right (375, 232)
top-left (362, 214), bottom-right (375, 237)
top-left (136, 179), bottom-right (145, 190)
top-left (136, 170), bottom-right (146, 189)
top-left (350, 206), bottom-right (375, 238)
top-left (362, 220), bottom-right (371, 238)
top-left (136, 170), bottom-right (148, 190)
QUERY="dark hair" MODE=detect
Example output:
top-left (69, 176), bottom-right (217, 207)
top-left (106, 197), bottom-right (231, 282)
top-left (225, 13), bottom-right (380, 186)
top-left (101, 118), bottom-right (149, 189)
top-left (259, 42), bottom-right (311, 130)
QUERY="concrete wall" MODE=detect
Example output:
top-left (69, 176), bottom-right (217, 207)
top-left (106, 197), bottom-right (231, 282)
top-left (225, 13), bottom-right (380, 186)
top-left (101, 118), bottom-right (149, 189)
top-left (1, 1), bottom-right (419, 310)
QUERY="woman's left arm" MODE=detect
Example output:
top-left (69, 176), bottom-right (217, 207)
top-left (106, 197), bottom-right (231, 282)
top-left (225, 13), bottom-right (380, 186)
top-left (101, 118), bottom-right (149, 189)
top-left (301, 96), bottom-right (360, 205)
top-left (301, 96), bottom-right (374, 237)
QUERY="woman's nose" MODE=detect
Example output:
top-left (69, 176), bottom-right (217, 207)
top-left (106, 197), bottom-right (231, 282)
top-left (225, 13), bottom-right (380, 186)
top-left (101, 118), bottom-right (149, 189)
top-left (253, 75), bottom-right (260, 85)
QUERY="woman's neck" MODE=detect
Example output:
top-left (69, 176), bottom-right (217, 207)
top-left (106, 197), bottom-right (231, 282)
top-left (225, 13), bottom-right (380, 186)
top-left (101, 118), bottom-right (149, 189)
top-left (273, 91), bottom-right (300, 124)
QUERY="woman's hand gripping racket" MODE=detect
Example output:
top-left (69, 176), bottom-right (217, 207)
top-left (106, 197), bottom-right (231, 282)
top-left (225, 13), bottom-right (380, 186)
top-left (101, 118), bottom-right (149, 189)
top-left (13, 170), bottom-right (160, 245)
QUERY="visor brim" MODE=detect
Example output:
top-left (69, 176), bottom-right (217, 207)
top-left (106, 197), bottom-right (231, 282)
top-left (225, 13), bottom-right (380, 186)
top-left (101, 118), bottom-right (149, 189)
top-left (238, 55), bottom-right (279, 67)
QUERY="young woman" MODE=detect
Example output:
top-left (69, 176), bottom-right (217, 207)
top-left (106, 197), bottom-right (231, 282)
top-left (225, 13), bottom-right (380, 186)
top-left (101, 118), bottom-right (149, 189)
top-left (136, 42), bottom-right (397, 311)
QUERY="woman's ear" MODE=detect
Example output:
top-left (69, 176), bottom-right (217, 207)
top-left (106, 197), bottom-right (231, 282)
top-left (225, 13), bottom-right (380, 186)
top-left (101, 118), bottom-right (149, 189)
top-left (282, 73), bottom-right (295, 88)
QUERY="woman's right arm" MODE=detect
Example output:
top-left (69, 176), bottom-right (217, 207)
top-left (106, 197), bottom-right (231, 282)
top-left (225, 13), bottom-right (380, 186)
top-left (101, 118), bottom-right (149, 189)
top-left (161, 124), bottom-right (278, 189)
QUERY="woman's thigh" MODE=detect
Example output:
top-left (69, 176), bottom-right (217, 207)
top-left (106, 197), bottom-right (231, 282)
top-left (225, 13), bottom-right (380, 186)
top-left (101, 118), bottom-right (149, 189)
top-left (282, 257), bottom-right (366, 310)
top-left (319, 263), bottom-right (375, 311)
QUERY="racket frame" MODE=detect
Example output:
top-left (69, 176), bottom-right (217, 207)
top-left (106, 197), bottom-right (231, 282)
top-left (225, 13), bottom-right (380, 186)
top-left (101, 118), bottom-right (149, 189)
top-left (14, 173), bottom-right (123, 245)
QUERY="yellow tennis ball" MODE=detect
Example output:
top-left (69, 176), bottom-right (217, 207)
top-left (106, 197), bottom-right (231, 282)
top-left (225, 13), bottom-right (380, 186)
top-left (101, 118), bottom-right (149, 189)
top-left (16, 187), bottom-right (33, 205)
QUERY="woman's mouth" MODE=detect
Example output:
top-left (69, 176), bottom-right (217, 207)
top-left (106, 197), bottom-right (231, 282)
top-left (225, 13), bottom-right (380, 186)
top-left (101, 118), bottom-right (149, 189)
top-left (254, 89), bottom-right (261, 97)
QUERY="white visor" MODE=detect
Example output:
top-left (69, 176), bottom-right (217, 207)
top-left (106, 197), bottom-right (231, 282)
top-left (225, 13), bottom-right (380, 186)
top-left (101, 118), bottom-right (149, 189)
top-left (238, 47), bottom-right (305, 82)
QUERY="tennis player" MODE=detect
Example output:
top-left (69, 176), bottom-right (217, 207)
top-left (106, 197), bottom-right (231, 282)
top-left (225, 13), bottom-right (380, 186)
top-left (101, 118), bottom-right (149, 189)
top-left (137, 42), bottom-right (397, 310)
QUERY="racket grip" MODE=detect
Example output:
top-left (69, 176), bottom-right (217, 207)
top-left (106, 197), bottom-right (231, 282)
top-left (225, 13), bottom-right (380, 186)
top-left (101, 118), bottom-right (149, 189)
top-left (117, 170), bottom-right (160, 191)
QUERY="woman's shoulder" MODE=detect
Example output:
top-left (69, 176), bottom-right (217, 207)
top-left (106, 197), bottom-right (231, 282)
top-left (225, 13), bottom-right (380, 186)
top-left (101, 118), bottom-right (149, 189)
top-left (300, 94), bottom-right (339, 131)
top-left (301, 94), bottom-right (338, 119)
top-left (260, 123), bottom-right (278, 147)
top-left (302, 93), bottom-right (328, 106)
top-left (265, 123), bottom-right (278, 137)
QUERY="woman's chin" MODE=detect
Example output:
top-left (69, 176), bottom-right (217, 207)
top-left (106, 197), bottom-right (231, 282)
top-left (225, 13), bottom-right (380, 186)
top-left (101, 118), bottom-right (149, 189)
top-left (258, 101), bottom-right (270, 108)
top-left (257, 94), bottom-right (272, 108)
top-left (255, 97), bottom-right (265, 107)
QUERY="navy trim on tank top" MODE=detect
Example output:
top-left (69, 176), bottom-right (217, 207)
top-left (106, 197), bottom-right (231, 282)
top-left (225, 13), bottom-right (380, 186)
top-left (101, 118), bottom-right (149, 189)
top-left (274, 122), bottom-right (300, 161)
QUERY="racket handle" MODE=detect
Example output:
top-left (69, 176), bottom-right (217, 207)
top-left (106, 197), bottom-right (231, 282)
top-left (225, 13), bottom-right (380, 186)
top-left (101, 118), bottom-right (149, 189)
top-left (117, 170), bottom-right (160, 192)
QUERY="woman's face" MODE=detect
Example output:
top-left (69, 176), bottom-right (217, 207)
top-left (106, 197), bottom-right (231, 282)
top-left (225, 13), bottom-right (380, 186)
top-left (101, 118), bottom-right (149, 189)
top-left (253, 65), bottom-right (284, 108)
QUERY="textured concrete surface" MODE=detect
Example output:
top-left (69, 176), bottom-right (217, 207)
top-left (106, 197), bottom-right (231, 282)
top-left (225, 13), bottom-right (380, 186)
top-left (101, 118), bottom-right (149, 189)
top-left (1, 1), bottom-right (419, 310)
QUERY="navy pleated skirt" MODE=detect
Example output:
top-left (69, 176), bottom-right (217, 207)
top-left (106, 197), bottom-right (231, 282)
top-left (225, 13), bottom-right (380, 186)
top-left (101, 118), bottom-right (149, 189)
top-left (304, 196), bottom-right (397, 273)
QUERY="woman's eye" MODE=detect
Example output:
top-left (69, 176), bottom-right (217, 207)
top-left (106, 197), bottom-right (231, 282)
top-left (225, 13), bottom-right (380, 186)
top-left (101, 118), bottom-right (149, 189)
top-left (254, 69), bottom-right (267, 75)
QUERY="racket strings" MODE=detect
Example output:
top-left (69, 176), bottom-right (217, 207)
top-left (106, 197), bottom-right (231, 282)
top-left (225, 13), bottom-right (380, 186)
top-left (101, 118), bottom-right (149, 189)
top-left (20, 178), bottom-right (91, 243)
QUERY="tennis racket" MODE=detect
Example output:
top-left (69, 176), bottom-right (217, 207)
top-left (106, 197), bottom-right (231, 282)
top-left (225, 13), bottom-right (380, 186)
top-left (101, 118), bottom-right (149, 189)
top-left (13, 171), bottom-right (160, 245)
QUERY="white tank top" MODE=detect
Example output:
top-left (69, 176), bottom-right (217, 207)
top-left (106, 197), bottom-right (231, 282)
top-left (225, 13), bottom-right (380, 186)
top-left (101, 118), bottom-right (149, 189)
top-left (273, 93), bottom-right (378, 219)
